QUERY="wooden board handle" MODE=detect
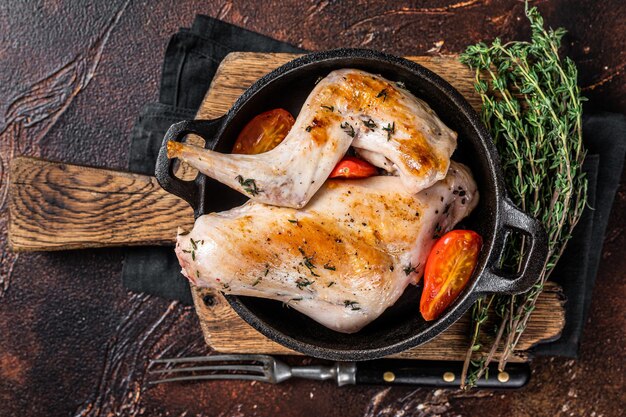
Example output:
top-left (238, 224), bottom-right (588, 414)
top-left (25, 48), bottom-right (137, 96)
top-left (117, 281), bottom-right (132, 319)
top-left (8, 156), bottom-right (193, 251)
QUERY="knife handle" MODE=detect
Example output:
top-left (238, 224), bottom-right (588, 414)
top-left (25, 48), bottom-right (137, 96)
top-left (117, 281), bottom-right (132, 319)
top-left (355, 360), bottom-right (529, 389)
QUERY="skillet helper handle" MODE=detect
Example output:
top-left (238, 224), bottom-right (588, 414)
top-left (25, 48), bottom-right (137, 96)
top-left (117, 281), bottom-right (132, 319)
top-left (475, 197), bottom-right (548, 294)
top-left (354, 360), bottom-right (530, 389)
top-left (155, 118), bottom-right (223, 216)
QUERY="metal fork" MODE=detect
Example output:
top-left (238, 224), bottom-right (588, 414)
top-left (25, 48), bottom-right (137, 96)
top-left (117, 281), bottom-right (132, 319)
top-left (148, 354), bottom-right (531, 388)
top-left (148, 354), bottom-right (356, 386)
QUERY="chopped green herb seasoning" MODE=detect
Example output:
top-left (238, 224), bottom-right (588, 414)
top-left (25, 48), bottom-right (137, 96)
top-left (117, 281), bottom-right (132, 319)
top-left (299, 247), bottom-right (320, 277)
top-left (321, 105), bottom-right (334, 111)
top-left (296, 277), bottom-right (315, 289)
top-left (323, 263), bottom-right (336, 271)
top-left (382, 122), bottom-right (395, 141)
top-left (340, 121), bottom-right (355, 137)
top-left (376, 88), bottom-right (388, 101)
top-left (403, 263), bottom-right (418, 276)
top-left (235, 175), bottom-right (260, 196)
top-left (362, 118), bottom-right (377, 129)
top-left (327, 281), bottom-right (336, 287)
top-left (344, 300), bottom-right (361, 311)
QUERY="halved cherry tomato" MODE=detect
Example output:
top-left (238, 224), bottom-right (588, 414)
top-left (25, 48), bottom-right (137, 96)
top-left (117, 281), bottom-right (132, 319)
top-left (420, 230), bottom-right (482, 321)
top-left (232, 108), bottom-right (295, 154)
top-left (329, 156), bottom-right (378, 179)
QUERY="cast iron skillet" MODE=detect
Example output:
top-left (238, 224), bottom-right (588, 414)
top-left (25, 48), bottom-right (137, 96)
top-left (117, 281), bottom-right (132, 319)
top-left (155, 49), bottom-right (548, 361)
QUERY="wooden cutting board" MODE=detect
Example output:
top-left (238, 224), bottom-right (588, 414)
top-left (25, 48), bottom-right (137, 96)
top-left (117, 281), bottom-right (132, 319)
top-left (8, 52), bottom-right (565, 361)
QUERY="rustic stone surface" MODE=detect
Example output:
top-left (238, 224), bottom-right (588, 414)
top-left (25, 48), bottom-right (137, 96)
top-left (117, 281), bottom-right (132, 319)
top-left (0, 1), bottom-right (624, 416)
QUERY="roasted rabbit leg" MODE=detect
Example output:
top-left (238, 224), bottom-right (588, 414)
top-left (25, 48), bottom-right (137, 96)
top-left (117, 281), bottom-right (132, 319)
top-left (174, 162), bottom-right (477, 333)
top-left (167, 69), bottom-right (457, 208)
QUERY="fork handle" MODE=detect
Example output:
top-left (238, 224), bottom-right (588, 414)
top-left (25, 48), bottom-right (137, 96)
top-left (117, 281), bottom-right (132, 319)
top-left (355, 360), bottom-right (529, 389)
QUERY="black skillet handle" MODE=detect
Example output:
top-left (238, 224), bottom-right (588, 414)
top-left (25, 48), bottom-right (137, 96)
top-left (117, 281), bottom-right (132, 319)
top-left (474, 197), bottom-right (548, 295)
top-left (355, 360), bottom-right (530, 389)
top-left (155, 118), bottom-right (224, 216)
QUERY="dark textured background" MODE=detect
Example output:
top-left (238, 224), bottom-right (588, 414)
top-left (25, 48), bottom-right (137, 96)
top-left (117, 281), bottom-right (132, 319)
top-left (0, 1), bottom-right (624, 416)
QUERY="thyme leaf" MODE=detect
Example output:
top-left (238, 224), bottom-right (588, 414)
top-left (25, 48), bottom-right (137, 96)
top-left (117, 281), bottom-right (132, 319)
top-left (340, 121), bottom-right (355, 137)
top-left (298, 247), bottom-right (320, 277)
top-left (403, 263), bottom-right (419, 276)
top-left (343, 300), bottom-right (361, 311)
top-left (295, 277), bottom-right (315, 290)
top-left (362, 118), bottom-right (377, 130)
top-left (382, 122), bottom-right (395, 140)
top-left (235, 175), bottom-right (260, 196)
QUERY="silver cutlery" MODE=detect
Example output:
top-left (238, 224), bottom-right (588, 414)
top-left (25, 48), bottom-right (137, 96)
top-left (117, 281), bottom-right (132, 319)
top-left (148, 354), bottom-right (529, 388)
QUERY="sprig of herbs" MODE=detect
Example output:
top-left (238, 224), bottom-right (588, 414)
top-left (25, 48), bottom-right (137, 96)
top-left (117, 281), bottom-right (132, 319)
top-left (459, 3), bottom-right (587, 388)
top-left (376, 88), bottom-right (388, 101)
top-left (235, 175), bottom-right (260, 196)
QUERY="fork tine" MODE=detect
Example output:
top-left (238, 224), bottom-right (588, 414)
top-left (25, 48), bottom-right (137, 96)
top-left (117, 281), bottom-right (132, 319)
top-left (148, 374), bottom-right (268, 385)
top-left (149, 354), bottom-right (272, 366)
top-left (149, 364), bottom-right (265, 375)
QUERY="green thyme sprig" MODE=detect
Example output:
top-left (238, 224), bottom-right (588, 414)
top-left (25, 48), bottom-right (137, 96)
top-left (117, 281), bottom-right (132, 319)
top-left (459, 3), bottom-right (587, 388)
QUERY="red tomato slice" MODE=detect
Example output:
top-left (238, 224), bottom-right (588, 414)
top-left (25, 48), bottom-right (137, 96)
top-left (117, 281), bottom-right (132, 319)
top-left (420, 230), bottom-right (482, 321)
top-left (329, 156), bottom-right (378, 179)
top-left (232, 108), bottom-right (295, 154)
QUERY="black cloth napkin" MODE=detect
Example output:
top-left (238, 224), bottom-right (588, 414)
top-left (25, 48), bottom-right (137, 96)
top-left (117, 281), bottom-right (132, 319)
top-left (122, 15), bottom-right (626, 357)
